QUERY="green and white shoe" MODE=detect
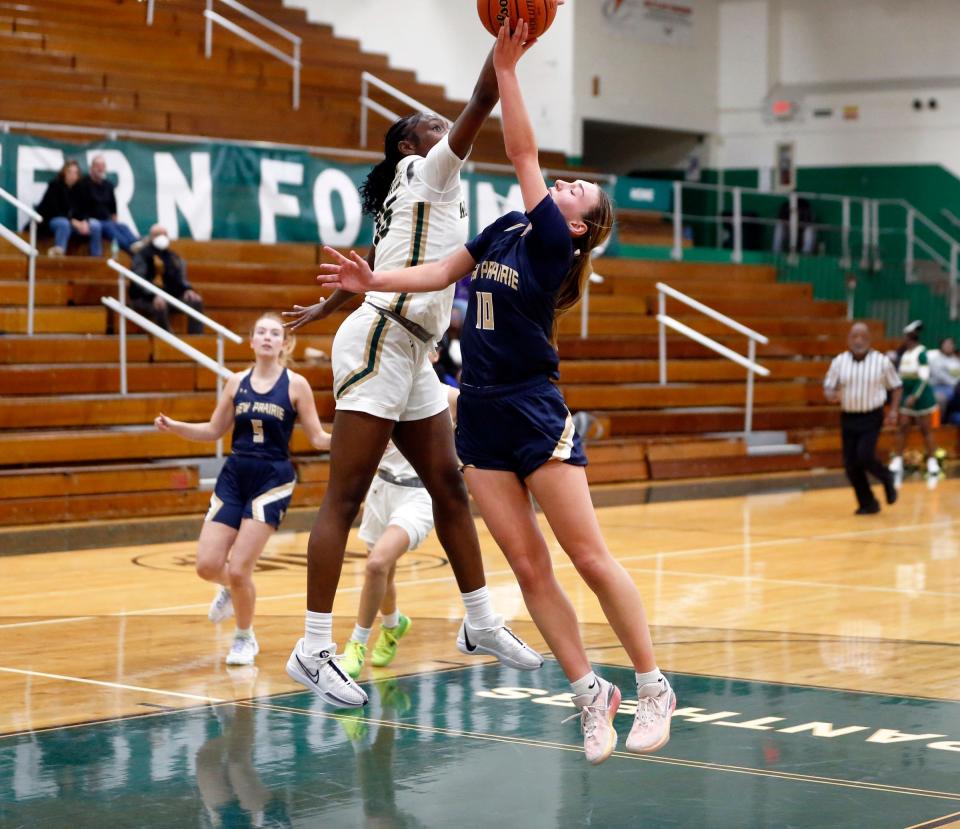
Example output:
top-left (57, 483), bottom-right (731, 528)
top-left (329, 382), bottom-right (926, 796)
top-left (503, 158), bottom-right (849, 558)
top-left (371, 615), bottom-right (412, 668)
top-left (341, 640), bottom-right (367, 679)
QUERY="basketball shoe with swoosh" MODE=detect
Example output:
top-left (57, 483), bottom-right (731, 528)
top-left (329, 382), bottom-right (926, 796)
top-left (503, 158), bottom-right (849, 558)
top-left (456, 616), bottom-right (543, 670)
top-left (285, 639), bottom-right (368, 708)
top-left (563, 676), bottom-right (622, 765)
top-left (626, 679), bottom-right (677, 753)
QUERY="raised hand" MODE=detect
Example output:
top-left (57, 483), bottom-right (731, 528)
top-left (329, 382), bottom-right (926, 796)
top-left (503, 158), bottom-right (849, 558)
top-left (316, 246), bottom-right (376, 293)
top-left (283, 300), bottom-right (329, 331)
top-left (493, 19), bottom-right (532, 73)
top-left (154, 413), bottom-right (172, 431)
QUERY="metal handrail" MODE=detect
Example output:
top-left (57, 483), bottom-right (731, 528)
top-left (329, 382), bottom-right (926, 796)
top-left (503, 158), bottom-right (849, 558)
top-left (0, 186), bottom-right (40, 336)
top-left (105, 258), bottom-right (243, 459)
top-left (655, 282), bottom-right (769, 437)
top-left (204, 0), bottom-right (301, 110)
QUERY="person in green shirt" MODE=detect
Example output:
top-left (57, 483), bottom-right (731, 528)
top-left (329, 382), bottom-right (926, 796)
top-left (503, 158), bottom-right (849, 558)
top-left (889, 320), bottom-right (941, 482)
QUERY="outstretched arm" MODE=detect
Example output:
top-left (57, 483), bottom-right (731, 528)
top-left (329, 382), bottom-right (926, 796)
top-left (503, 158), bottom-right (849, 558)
top-left (284, 248), bottom-right (373, 331)
top-left (155, 373), bottom-right (240, 441)
top-left (290, 373), bottom-right (331, 452)
top-left (317, 245), bottom-right (475, 295)
top-left (493, 21), bottom-right (548, 212)
top-left (446, 48), bottom-right (499, 160)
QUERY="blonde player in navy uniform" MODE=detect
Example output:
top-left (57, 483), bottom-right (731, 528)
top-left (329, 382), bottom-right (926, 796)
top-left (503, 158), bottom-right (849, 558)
top-left (317, 21), bottom-right (675, 766)
top-left (155, 313), bottom-right (331, 666)
top-left (282, 34), bottom-right (548, 707)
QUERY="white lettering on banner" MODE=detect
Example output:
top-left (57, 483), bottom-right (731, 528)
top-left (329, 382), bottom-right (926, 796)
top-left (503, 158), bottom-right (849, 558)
top-left (155, 152), bottom-right (212, 240)
top-left (628, 187), bottom-right (656, 203)
top-left (475, 688), bottom-right (958, 752)
top-left (86, 149), bottom-right (140, 235)
top-left (474, 181), bottom-right (524, 232)
top-left (259, 159), bottom-right (303, 243)
top-left (16, 146), bottom-right (64, 230)
top-left (312, 168), bottom-right (362, 246)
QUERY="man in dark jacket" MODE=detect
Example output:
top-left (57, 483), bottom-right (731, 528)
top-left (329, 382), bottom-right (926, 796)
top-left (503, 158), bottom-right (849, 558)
top-left (129, 224), bottom-right (204, 334)
top-left (74, 154), bottom-right (139, 254)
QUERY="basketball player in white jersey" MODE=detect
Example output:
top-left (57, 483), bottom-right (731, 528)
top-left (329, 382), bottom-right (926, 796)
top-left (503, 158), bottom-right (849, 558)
top-left (283, 34), bottom-right (556, 706)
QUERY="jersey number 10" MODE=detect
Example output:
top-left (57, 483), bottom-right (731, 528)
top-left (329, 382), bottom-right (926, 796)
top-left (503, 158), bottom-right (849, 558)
top-left (476, 292), bottom-right (495, 331)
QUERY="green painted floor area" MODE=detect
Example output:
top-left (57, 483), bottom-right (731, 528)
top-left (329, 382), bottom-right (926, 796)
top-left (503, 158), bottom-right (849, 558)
top-left (1, 661), bottom-right (957, 828)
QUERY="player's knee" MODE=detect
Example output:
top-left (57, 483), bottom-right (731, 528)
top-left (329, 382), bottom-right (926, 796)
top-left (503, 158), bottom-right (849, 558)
top-left (227, 560), bottom-right (252, 586)
top-left (365, 554), bottom-right (392, 580)
top-left (195, 557), bottom-right (221, 581)
top-left (569, 546), bottom-right (611, 588)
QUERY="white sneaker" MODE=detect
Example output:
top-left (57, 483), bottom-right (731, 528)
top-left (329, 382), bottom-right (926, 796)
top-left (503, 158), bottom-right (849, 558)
top-left (889, 455), bottom-right (904, 489)
top-left (625, 680), bottom-right (676, 754)
top-left (285, 639), bottom-right (368, 708)
top-left (208, 587), bottom-right (233, 623)
top-left (456, 616), bottom-right (543, 671)
top-left (225, 634), bottom-right (259, 666)
top-left (563, 677), bottom-right (621, 765)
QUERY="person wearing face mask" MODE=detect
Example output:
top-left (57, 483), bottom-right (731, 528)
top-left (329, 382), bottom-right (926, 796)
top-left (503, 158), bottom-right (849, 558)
top-left (128, 224), bottom-right (204, 334)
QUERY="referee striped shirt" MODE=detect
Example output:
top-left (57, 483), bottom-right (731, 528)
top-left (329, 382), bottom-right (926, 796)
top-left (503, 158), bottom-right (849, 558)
top-left (824, 349), bottom-right (901, 412)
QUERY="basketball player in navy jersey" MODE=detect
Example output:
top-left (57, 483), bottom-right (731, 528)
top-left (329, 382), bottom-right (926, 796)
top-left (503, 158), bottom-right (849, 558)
top-left (155, 313), bottom-right (331, 666)
top-left (317, 20), bottom-right (675, 765)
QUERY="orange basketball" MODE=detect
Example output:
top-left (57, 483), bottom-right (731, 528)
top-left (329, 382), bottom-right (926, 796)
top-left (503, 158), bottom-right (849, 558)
top-left (477, 0), bottom-right (557, 39)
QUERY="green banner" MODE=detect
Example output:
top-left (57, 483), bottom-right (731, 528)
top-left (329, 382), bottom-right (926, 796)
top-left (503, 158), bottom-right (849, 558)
top-left (0, 132), bottom-right (627, 249)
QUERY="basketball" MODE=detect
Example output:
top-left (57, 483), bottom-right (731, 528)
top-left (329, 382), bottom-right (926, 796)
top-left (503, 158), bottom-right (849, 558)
top-left (477, 0), bottom-right (557, 39)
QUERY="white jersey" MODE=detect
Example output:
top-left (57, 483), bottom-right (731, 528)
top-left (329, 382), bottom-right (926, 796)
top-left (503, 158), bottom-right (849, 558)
top-left (379, 440), bottom-right (417, 480)
top-left (366, 134), bottom-right (469, 339)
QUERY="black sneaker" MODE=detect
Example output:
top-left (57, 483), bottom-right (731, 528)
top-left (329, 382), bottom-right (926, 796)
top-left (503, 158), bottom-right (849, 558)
top-left (855, 503), bottom-right (881, 515)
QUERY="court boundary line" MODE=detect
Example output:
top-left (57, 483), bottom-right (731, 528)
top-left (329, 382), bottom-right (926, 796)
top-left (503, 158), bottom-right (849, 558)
top-left (905, 811), bottom-right (960, 829)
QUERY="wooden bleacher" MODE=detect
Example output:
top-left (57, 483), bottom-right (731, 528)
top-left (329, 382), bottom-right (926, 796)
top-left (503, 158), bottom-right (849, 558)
top-left (0, 0), bottom-right (570, 167)
top-left (1, 241), bottom-right (956, 526)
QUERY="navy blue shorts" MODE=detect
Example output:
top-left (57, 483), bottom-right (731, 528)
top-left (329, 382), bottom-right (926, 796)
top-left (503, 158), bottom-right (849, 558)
top-left (206, 455), bottom-right (297, 530)
top-left (456, 377), bottom-right (587, 480)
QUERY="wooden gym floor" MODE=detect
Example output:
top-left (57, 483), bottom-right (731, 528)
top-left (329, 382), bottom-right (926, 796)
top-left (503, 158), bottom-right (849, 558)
top-left (1, 475), bottom-right (958, 827)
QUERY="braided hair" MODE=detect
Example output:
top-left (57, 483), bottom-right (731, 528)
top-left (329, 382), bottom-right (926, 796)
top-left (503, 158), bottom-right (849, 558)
top-left (360, 114), bottom-right (424, 218)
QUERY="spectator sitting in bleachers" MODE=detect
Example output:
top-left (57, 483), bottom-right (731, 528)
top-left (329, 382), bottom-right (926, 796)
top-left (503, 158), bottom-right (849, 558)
top-left (34, 160), bottom-right (101, 257)
top-left (928, 336), bottom-right (960, 412)
top-left (129, 224), bottom-right (204, 334)
top-left (75, 154), bottom-right (139, 254)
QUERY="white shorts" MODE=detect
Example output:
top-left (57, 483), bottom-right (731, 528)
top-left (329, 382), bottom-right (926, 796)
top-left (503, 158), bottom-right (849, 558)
top-left (332, 303), bottom-right (447, 422)
top-left (358, 476), bottom-right (435, 551)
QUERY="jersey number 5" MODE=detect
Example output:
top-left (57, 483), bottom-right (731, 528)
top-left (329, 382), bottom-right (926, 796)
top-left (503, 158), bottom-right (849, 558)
top-left (251, 419), bottom-right (265, 443)
top-left (476, 291), bottom-right (495, 331)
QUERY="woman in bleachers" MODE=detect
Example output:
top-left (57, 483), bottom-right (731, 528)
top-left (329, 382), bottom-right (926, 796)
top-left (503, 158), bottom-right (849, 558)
top-left (34, 160), bottom-right (101, 257)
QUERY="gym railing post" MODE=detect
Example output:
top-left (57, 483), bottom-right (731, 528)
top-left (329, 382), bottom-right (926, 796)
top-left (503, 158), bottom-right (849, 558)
top-left (840, 197), bottom-right (851, 269)
top-left (216, 334), bottom-right (225, 459)
top-left (118, 272), bottom-right (128, 395)
top-left (732, 187), bottom-right (743, 264)
top-left (671, 181), bottom-right (683, 261)
top-left (860, 198), bottom-right (871, 270)
top-left (788, 191), bottom-right (799, 265)
top-left (744, 340), bottom-right (756, 438)
top-left (905, 207), bottom-right (915, 283)
top-left (658, 291), bottom-right (667, 384)
top-left (27, 218), bottom-right (37, 336)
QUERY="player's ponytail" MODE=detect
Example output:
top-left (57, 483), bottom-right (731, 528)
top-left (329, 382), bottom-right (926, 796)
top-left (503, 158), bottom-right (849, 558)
top-left (250, 312), bottom-right (296, 368)
top-left (552, 189), bottom-right (614, 345)
top-left (360, 114), bottom-right (423, 218)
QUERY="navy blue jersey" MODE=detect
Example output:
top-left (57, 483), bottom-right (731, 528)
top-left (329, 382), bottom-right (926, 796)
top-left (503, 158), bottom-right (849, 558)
top-left (462, 195), bottom-right (573, 386)
top-left (231, 368), bottom-right (296, 460)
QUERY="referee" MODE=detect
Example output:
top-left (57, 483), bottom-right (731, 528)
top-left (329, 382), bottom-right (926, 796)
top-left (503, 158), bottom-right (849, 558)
top-left (824, 322), bottom-right (902, 514)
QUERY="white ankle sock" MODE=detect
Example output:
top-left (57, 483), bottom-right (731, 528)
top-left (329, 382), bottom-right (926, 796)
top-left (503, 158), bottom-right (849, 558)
top-left (234, 627), bottom-right (253, 640)
top-left (461, 586), bottom-right (497, 629)
top-left (635, 668), bottom-right (666, 694)
top-left (351, 624), bottom-right (372, 646)
top-left (381, 610), bottom-right (400, 629)
top-left (570, 671), bottom-right (600, 699)
top-left (305, 610), bottom-right (333, 651)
